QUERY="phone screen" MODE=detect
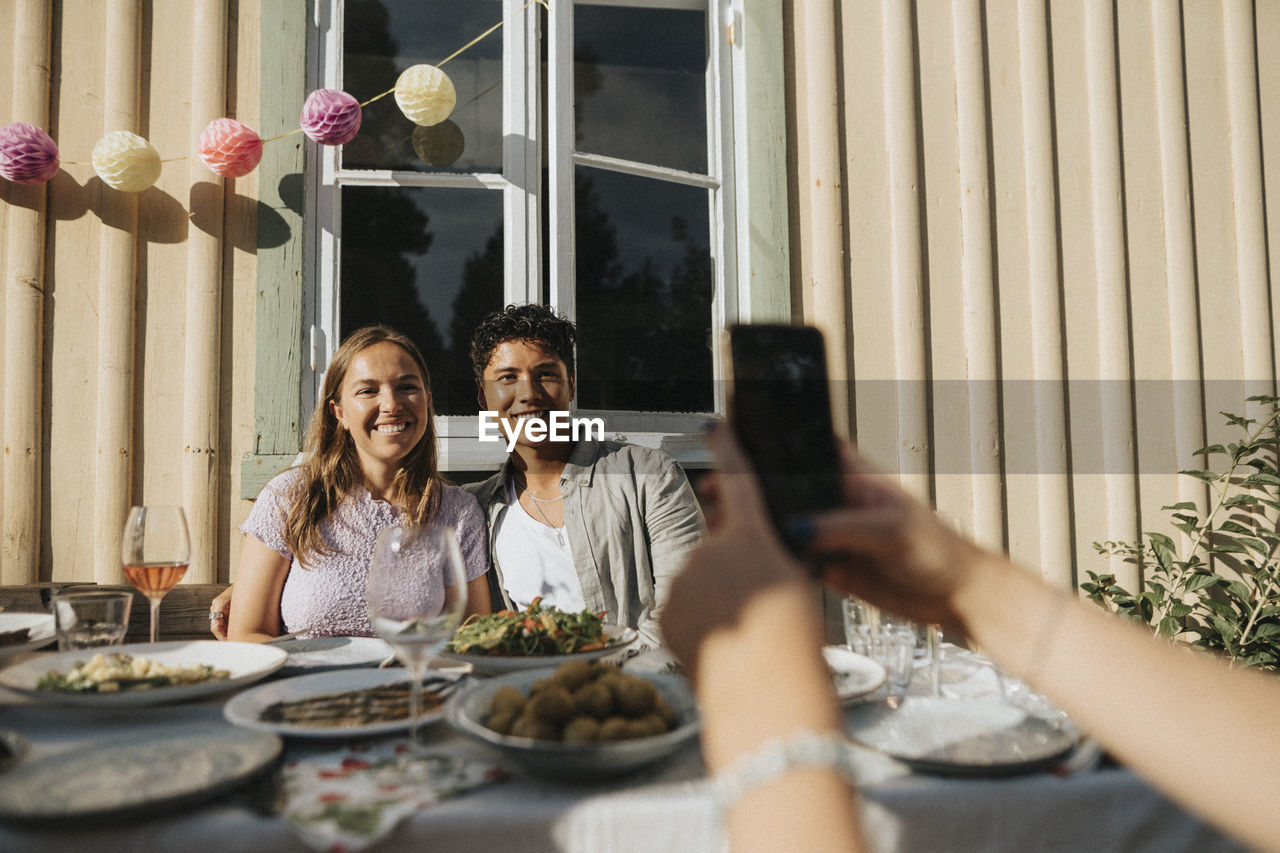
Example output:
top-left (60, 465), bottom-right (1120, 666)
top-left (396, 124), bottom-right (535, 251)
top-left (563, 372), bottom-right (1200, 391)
top-left (727, 325), bottom-right (844, 557)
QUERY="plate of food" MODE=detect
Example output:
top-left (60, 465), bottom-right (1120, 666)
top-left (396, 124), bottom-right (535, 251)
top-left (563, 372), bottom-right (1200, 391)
top-left (0, 724), bottom-right (281, 820)
top-left (446, 661), bottom-right (699, 780)
top-left (440, 599), bottom-right (638, 675)
top-left (271, 635), bottom-right (395, 676)
top-left (224, 667), bottom-right (461, 738)
top-left (0, 641), bottom-right (288, 706)
top-left (822, 645), bottom-right (887, 704)
top-left (0, 613), bottom-right (56, 660)
top-left (846, 696), bottom-right (1077, 777)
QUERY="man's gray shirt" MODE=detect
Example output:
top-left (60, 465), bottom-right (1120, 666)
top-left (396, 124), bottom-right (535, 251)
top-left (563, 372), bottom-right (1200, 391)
top-left (464, 439), bottom-right (705, 648)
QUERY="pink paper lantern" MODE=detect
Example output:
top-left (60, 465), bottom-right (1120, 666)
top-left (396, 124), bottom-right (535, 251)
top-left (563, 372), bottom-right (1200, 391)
top-left (300, 89), bottom-right (362, 145)
top-left (198, 118), bottom-right (263, 178)
top-left (0, 121), bottom-right (60, 184)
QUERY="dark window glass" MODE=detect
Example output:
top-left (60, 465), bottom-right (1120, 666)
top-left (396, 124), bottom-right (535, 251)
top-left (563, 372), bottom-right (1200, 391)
top-left (573, 4), bottom-right (707, 174)
top-left (574, 168), bottom-right (713, 412)
top-left (343, 0), bottom-right (503, 173)
top-left (340, 186), bottom-right (504, 415)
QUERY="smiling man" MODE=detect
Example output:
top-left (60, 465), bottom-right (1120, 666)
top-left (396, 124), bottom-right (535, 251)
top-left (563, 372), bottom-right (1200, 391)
top-left (465, 303), bottom-right (705, 648)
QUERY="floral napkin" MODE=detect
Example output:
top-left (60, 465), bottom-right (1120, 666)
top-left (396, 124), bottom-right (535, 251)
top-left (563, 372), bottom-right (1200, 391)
top-left (278, 740), bottom-right (507, 852)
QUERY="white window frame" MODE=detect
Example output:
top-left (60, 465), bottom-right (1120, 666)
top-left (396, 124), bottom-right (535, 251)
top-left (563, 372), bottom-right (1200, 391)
top-left (305, 0), bottom-right (786, 472)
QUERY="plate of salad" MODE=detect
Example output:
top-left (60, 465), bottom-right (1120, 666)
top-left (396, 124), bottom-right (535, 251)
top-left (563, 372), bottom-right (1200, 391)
top-left (441, 599), bottom-right (638, 675)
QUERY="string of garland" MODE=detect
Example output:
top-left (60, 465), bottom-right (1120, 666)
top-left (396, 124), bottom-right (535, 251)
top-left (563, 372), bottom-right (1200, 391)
top-left (0, 0), bottom-right (546, 191)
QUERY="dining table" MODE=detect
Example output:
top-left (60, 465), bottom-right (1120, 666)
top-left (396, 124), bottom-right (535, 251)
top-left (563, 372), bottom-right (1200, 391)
top-left (0, 639), bottom-right (1251, 853)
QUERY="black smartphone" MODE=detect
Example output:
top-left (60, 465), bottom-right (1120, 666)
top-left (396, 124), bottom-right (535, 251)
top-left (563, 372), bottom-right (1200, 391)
top-left (725, 324), bottom-right (845, 559)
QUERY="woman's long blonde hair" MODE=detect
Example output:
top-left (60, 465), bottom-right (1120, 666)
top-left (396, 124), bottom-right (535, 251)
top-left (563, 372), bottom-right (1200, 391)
top-left (283, 326), bottom-right (444, 563)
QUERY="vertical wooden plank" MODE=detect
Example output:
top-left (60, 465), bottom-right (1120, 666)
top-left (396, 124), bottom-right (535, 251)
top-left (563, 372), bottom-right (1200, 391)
top-left (1223, 0), bottom-right (1273, 407)
top-left (1, 0), bottom-right (52, 584)
top-left (1075, 0), bottom-right (1140, 592)
top-left (183, 0), bottom-right (229, 584)
top-left (239, 0), bottom-right (307, 498)
top-left (1150, 0), bottom-right (1208, 526)
top-left (1261, 0), bottom-right (1280, 388)
top-left (737, 0), bottom-right (791, 323)
top-left (1021, 0), bottom-right (1072, 585)
top-left (791, 0), bottom-right (850, 434)
top-left (950, 0), bottom-right (1003, 551)
top-left (882, 0), bottom-right (929, 499)
top-left (93, 0), bottom-right (142, 584)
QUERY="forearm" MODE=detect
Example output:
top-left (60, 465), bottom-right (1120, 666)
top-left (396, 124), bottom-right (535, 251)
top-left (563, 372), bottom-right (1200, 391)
top-left (954, 559), bottom-right (1280, 852)
top-left (695, 583), bottom-right (862, 853)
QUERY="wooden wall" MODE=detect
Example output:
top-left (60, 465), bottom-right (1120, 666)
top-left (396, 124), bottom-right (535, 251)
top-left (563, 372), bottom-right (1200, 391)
top-left (7, 0), bottom-right (1279, 598)
top-left (787, 0), bottom-right (1280, 591)
top-left (0, 0), bottom-right (261, 586)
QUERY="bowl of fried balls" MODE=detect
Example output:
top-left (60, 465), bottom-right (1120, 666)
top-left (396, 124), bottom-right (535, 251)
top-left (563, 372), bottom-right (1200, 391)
top-left (446, 660), bottom-right (699, 780)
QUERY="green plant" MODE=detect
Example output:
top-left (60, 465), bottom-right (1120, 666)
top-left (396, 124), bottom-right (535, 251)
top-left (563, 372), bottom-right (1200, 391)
top-left (1083, 396), bottom-right (1280, 670)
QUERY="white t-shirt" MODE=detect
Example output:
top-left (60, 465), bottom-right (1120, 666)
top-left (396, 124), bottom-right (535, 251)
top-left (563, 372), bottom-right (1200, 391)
top-left (493, 479), bottom-right (585, 611)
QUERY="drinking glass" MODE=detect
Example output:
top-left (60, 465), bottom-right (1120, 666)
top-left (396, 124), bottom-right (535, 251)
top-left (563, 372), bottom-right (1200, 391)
top-left (367, 524), bottom-right (468, 764)
top-left (843, 597), bottom-right (917, 696)
top-left (121, 506), bottom-right (191, 643)
top-left (51, 591), bottom-right (133, 650)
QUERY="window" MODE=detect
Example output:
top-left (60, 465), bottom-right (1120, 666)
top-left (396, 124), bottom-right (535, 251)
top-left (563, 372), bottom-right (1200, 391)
top-left (283, 0), bottom-right (786, 474)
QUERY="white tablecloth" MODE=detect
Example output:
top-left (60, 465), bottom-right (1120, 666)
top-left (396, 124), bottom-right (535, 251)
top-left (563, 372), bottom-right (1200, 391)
top-left (0, 649), bottom-right (1250, 853)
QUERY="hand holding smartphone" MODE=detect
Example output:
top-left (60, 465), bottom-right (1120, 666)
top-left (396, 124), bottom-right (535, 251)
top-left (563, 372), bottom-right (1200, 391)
top-left (725, 324), bottom-right (845, 562)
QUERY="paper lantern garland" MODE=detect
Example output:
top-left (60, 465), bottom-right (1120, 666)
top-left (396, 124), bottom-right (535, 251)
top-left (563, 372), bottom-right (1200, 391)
top-left (301, 89), bottom-right (363, 145)
top-left (0, 0), bottom-right (553, 188)
top-left (92, 130), bottom-right (162, 192)
top-left (394, 64), bottom-right (457, 127)
top-left (198, 118), bottom-right (264, 178)
top-left (0, 122), bottom-right (60, 184)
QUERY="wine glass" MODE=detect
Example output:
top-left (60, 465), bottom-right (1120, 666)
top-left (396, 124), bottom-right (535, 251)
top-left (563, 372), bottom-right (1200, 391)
top-left (367, 524), bottom-right (468, 766)
top-left (121, 506), bottom-right (191, 644)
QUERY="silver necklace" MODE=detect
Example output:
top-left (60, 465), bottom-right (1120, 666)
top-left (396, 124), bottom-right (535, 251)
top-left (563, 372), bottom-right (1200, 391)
top-left (517, 476), bottom-right (564, 503)
top-left (522, 489), bottom-right (566, 547)
top-left (523, 488), bottom-right (564, 504)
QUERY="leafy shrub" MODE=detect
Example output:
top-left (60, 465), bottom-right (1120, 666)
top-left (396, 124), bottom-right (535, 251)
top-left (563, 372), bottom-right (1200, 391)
top-left (1083, 396), bottom-right (1280, 670)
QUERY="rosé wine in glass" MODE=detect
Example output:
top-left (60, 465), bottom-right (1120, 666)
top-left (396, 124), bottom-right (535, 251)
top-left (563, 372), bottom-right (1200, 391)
top-left (121, 507), bottom-right (191, 643)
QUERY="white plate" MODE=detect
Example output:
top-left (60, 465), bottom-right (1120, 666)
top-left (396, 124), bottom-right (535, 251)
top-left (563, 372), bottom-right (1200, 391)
top-left (440, 624), bottom-right (639, 675)
top-left (0, 641), bottom-right (288, 707)
top-left (846, 696), bottom-right (1077, 776)
top-left (0, 613), bottom-right (56, 660)
top-left (0, 723), bottom-right (281, 820)
top-left (823, 646), bottom-right (887, 704)
top-left (224, 667), bottom-right (453, 738)
top-left (273, 635), bottom-right (394, 676)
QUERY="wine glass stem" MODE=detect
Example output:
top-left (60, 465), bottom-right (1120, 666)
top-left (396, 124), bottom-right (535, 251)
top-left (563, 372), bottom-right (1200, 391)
top-left (149, 598), bottom-right (161, 644)
top-left (406, 661), bottom-right (426, 760)
top-left (927, 624), bottom-right (942, 697)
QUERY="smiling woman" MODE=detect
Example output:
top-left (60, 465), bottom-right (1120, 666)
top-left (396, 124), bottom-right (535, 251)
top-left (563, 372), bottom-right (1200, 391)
top-left (227, 326), bottom-right (493, 643)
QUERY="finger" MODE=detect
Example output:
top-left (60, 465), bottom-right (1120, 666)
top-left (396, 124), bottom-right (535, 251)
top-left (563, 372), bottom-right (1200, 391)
top-left (703, 423), bottom-right (771, 524)
top-left (837, 442), bottom-right (898, 507)
top-left (803, 503), bottom-right (903, 558)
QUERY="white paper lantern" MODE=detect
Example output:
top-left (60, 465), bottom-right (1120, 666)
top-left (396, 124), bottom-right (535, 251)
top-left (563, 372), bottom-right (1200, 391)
top-left (394, 64), bottom-right (457, 127)
top-left (92, 130), bottom-right (162, 192)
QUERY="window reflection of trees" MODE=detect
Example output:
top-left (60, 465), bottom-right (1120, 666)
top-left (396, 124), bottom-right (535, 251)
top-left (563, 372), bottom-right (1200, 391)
top-left (337, 0), bottom-right (713, 418)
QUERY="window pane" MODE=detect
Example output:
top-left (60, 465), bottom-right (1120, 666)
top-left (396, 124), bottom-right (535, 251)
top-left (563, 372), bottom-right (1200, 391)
top-left (574, 4), bottom-right (708, 174)
top-left (574, 168), bottom-right (713, 412)
top-left (343, 0), bottom-right (504, 173)
top-left (340, 187), bottom-right (504, 415)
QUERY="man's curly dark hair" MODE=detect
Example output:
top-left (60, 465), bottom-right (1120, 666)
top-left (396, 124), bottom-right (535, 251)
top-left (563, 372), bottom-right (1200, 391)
top-left (469, 303), bottom-right (578, 379)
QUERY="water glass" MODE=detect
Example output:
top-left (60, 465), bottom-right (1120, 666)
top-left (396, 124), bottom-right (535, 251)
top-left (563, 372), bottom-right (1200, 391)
top-left (51, 591), bottom-right (133, 650)
top-left (843, 597), bottom-right (917, 694)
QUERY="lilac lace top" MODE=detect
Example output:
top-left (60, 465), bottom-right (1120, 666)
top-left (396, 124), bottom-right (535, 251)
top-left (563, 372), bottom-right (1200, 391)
top-left (240, 468), bottom-right (490, 637)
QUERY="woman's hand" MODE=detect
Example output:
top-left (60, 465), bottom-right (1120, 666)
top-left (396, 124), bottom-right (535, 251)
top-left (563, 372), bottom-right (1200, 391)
top-left (208, 584), bottom-right (233, 640)
top-left (799, 444), bottom-right (997, 633)
top-left (660, 424), bottom-right (813, 675)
